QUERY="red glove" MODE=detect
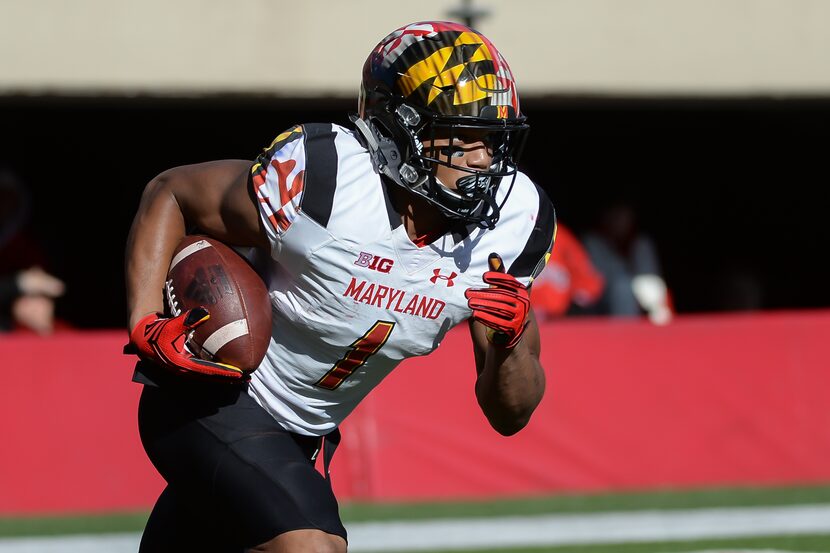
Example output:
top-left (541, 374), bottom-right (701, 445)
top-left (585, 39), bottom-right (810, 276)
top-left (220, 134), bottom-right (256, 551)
top-left (126, 307), bottom-right (246, 381)
top-left (465, 253), bottom-right (531, 349)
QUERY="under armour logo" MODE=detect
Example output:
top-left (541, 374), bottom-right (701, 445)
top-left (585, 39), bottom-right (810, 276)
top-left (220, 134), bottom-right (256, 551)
top-left (430, 269), bottom-right (457, 287)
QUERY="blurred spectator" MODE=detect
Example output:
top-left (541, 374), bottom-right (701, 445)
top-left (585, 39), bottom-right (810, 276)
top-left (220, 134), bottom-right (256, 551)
top-left (583, 201), bottom-right (673, 325)
top-left (0, 168), bottom-right (66, 334)
top-left (531, 222), bottom-right (604, 320)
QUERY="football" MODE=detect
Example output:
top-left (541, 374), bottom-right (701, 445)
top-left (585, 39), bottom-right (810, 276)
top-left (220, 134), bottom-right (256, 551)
top-left (165, 235), bottom-right (272, 372)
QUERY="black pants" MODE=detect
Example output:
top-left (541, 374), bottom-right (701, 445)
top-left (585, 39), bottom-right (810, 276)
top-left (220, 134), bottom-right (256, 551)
top-left (137, 382), bottom-right (346, 552)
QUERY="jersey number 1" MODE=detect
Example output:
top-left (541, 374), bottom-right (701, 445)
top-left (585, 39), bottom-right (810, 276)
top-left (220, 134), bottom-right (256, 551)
top-left (315, 321), bottom-right (395, 390)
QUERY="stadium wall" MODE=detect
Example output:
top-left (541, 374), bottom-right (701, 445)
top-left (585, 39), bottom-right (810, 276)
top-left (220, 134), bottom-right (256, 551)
top-left (2, 0), bottom-right (830, 96)
top-left (1, 310), bottom-right (829, 514)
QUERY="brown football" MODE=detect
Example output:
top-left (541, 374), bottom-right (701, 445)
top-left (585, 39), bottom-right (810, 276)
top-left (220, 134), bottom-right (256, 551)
top-left (165, 235), bottom-right (271, 372)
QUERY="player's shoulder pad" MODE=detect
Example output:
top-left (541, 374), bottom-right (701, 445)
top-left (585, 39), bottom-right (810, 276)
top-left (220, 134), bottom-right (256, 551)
top-left (295, 123), bottom-right (339, 229)
top-left (255, 124), bottom-right (304, 164)
top-left (250, 123), bottom-right (340, 234)
top-left (508, 181), bottom-right (557, 282)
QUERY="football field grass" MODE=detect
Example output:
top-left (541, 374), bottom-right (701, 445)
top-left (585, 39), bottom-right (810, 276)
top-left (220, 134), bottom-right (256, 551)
top-left (393, 536), bottom-right (830, 553)
top-left (2, 485), bottom-right (830, 552)
top-left (341, 485), bottom-right (830, 552)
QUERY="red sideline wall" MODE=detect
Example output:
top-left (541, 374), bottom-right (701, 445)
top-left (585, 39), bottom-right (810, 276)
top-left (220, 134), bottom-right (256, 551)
top-left (1, 311), bottom-right (829, 514)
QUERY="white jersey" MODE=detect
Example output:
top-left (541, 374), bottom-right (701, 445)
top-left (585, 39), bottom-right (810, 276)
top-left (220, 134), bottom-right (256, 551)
top-left (248, 123), bottom-right (555, 436)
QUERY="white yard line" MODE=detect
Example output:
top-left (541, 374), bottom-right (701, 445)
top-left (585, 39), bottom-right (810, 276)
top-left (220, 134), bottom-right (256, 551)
top-left (2, 503), bottom-right (830, 552)
top-left (348, 503), bottom-right (830, 551)
top-left (0, 533), bottom-right (140, 553)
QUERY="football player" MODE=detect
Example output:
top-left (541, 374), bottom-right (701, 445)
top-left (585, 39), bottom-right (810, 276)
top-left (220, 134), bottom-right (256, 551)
top-left (125, 20), bottom-right (556, 553)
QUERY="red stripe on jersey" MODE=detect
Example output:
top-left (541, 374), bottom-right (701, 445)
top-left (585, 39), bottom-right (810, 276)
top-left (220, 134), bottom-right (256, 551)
top-left (252, 167), bottom-right (268, 188)
top-left (316, 321), bottom-right (395, 390)
top-left (271, 211), bottom-right (291, 232)
top-left (261, 158), bottom-right (306, 232)
top-left (271, 159), bottom-right (305, 207)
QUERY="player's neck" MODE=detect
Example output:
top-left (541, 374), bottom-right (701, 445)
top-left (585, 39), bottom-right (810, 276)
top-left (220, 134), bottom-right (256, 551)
top-left (388, 186), bottom-right (452, 246)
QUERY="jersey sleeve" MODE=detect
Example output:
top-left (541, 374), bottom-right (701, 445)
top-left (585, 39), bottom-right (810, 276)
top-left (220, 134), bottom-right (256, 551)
top-left (250, 125), bottom-right (307, 244)
top-left (508, 183), bottom-right (557, 286)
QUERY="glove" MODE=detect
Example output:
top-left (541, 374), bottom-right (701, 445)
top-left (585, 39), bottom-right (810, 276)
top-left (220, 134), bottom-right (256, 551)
top-left (464, 253), bottom-right (531, 349)
top-left (126, 307), bottom-right (246, 381)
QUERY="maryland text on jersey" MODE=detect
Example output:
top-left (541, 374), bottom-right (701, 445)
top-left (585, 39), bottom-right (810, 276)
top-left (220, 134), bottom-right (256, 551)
top-left (344, 277), bottom-right (447, 320)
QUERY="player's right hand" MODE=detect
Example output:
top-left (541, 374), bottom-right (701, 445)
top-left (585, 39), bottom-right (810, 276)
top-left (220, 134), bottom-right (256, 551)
top-left (465, 253), bottom-right (531, 349)
top-left (125, 307), bottom-right (246, 381)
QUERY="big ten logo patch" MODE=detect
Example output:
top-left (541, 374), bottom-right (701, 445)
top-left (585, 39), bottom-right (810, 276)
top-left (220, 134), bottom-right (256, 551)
top-left (354, 252), bottom-right (394, 273)
top-left (184, 265), bottom-right (233, 305)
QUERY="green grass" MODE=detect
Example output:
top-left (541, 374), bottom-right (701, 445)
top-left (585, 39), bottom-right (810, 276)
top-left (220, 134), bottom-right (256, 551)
top-left (0, 511), bottom-right (149, 537)
top-left (2, 483), bottom-right (830, 543)
top-left (339, 483), bottom-right (830, 521)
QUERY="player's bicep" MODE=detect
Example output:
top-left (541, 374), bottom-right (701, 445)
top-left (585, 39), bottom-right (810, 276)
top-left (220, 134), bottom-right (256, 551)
top-left (165, 160), bottom-right (268, 249)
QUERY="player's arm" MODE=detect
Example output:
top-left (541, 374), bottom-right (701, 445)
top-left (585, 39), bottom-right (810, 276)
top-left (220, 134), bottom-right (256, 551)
top-left (125, 160), bottom-right (267, 328)
top-left (125, 159), bottom-right (266, 330)
top-left (465, 255), bottom-right (546, 436)
top-left (124, 160), bottom-right (267, 379)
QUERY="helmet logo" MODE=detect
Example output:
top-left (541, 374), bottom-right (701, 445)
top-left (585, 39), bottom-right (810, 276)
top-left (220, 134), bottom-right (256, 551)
top-left (398, 32), bottom-right (503, 107)
top-left (378, 23), bottom-right (439, 65)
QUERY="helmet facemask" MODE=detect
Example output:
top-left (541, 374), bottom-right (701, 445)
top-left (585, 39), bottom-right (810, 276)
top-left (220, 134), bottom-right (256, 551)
top-left (357, 91), bottom-right (529, 229)
top-left (418, 109), bottom-right (529, 228)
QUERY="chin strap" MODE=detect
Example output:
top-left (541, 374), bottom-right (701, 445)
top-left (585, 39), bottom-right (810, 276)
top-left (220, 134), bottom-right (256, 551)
top-left (432, 176), bottom-right (501, 230)
top-left (477, 194), bottom-right (501, 229)
top-left (351, 115), bottom-right (411, 186)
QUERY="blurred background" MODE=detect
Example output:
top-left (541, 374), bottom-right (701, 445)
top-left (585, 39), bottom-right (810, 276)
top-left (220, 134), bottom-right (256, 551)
top-left (2, 1), bottom-right (830, 551)
top-left (1, 0), bottom-right (829, 328)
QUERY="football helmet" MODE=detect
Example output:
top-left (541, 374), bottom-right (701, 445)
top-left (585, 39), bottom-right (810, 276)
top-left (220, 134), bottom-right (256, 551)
top-left (354, 21), bottom-right (529, 229)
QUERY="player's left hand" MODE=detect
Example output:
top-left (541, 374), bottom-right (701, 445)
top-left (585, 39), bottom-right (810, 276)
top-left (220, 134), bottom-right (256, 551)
top-left (465, 253), bottom-right (530, 349)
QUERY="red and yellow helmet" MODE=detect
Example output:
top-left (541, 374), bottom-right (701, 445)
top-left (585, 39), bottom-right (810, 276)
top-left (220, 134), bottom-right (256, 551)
top-left (355, 21), bottom-right (528, 228)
